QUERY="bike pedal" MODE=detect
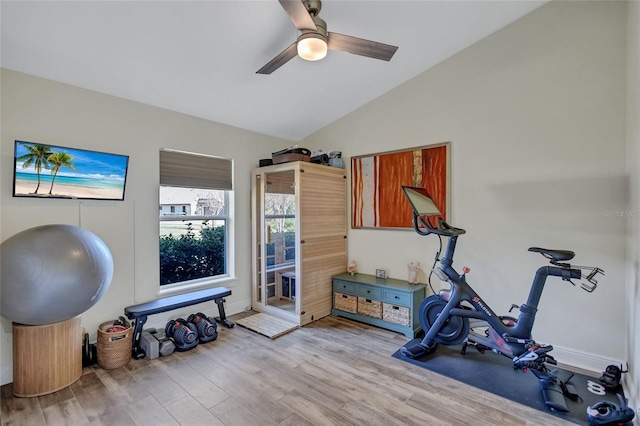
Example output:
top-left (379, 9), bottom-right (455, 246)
top-left (401, 342), bottom-right (436, 358)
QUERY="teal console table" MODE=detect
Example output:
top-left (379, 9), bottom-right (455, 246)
top-left (331, 273), bottom-right (426, 338)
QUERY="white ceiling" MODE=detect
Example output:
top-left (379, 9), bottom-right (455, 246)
top-left (1, 1), bottom-right (547, 142)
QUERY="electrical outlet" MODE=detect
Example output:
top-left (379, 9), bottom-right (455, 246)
top-left (375, 269), bottom-right (387, 279)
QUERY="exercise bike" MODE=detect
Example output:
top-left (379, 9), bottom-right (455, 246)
top-left (400, 186), bottom-right (605, 411)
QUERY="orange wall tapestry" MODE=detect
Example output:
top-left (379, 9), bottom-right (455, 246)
top-left (351, 142), bottom-right (450, 229)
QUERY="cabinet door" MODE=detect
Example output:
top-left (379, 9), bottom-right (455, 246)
top-left (298, 167), bottom-right (347, 325)
top-left (263, 169), bottom-right (296, 309)
top-left (299, 236), bottom-right (346, 324)
top-left (299, 167), bottom-right (347, 239)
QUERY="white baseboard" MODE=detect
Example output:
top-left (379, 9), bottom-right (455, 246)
top-left (622, 374), bottom-right (639, 420)
top-left (551, 344), bottom-right (625, 375)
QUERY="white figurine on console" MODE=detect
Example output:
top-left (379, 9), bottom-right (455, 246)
top-left (407, 261), bottom-right (421, 285)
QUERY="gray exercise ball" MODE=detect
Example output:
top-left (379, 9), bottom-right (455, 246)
top-left (1, 224), bottom-right (114, 325)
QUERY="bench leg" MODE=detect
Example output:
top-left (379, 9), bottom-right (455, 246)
top-left (214, 297), bottom-right (234, 328)
top-left (131, 316), bottom-right (148, 359)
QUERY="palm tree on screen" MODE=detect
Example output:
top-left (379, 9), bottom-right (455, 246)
top-left (47, 151), bottom-right (76, 195)
top-left (17, 144), bottom-right (53, 194)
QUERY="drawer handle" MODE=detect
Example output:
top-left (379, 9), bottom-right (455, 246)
top-left (343, 285), bottom-right (347, 289)
top-left (365, 299), bottom-right (372, 303)
top-left (367, 290), bottom-right (371, 293)
top-left (341, 295), bottom-right (348, 299)
top-left (394, 296), bottom-right (400, 299)
top-left (393, 306), bottom-right (400, 310)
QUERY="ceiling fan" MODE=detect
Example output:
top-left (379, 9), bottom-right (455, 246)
top-left (257, 0), bottom-right (398, 74)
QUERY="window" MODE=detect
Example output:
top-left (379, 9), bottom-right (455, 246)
top-left (159, 149), bottom-right (233, 290)
top-left (264, 192), bottom-right (296, 269)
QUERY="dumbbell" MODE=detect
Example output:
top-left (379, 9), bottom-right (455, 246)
top-left (165, 318), bottom-right (198, 352)
top-left (187, 312), bottom-right (218, 343)
top-left (82, 333), bottom-right (97, 367)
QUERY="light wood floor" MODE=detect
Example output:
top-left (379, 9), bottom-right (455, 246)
top-left (1, 312), bottom-right (574, 426)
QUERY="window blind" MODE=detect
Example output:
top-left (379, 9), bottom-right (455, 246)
top-left (160, 149), bottom-right (233, 190)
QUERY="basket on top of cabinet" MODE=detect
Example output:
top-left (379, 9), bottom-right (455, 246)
top-left (331, 273), bottom-right (427, 338)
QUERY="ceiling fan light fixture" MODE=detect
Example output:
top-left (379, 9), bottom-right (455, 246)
top-left (256, 0), bottom-right (398, 74)
top-left (297, 33), bottom-right (327, 61)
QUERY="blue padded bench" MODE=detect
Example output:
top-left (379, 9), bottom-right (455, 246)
top-left (124, 286), bottom-right (234, 359)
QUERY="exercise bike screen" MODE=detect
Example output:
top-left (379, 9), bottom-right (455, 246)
top-left (402, 186), bottom-right (441, 217)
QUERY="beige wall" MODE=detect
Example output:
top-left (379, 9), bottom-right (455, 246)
top-left (0, 70), bottom-right (288, 383)
top-left (303, 1), bottom-right (628, 369)
top-left (625, 0), bottom-right (639, 414)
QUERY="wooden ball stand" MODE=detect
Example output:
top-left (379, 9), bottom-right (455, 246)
top-left (12, 316), bottom-right (82, 397)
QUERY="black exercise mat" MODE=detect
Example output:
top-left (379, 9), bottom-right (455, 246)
top-left (392, 340), bottom-right (626, 425)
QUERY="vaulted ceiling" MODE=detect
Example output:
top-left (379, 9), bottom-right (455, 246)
top-left (1, 1), bottom-right (547, 141)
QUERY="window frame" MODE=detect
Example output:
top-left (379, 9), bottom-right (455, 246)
top-left (158, 149), bottom-right (235, 296)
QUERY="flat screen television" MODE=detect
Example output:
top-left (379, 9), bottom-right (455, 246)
top-left (13, 140), bottom-right (129, 201)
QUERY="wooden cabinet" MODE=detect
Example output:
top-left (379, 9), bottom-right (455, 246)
top-left (332, 273), bottom-right (426, 338)
top-left (252, 161), bottom-right (347, 326)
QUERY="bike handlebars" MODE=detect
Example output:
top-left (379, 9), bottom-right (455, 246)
top-left (541, 263), bottom-right (604, 293)
top-left (575, 265), bottom-right (605, 292)
top-left (413, 213), bottom-right (466, 237)
top-left (528, 248), bottom-right (605, 292)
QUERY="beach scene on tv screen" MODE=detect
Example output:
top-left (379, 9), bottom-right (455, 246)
top-left (14, 141), bottom-right (128, 200)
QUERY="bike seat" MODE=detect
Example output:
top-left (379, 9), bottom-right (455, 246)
top-left (528, 247), bottom-right (575, 262)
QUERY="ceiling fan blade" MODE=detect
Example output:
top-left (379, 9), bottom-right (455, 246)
top-left (328, 32), bottom-right (398, 61)
top-left (256, 42), bottom-right (298, 74)
top-left (278, 0), bottom-right (316, 31)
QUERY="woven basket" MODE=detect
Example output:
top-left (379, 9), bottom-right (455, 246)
top-left (357, 297), bottom-right (382, 319)
top-left (383, 303), bottom-right (411, 326)
top-left (97, 321), bottom-right (132, 369)
top-left (334, 292), bottom-right (357, 313)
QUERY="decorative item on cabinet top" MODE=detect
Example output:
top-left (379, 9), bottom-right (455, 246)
top-left (272, 146), bottom-right (311, 164)
top-left (407, 261), bottom-right (421, 285)
top-left (347, 260), bottom-right (358, 275)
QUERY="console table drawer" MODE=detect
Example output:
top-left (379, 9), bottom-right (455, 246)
top-left (383, 289), bottom-right (411, 306)
top-left (357, 297), bottom-right (382, 319)
top-left (382, 303), bottom-right (411, 327)
top-left (333, 280), bottom-right (357, 295)
top-left (357, 285), bottom-right (382, 300)
top-left (334, 293), bottom-right (357, 313)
